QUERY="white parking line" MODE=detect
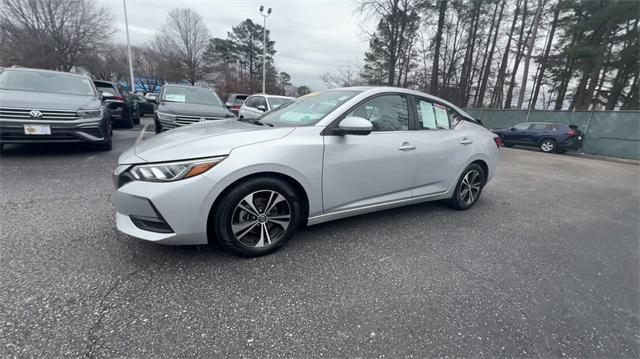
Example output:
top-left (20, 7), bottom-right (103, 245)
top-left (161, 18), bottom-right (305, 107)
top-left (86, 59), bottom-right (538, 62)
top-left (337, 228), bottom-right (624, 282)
top-left (135, 124), bottom-right (149, 145)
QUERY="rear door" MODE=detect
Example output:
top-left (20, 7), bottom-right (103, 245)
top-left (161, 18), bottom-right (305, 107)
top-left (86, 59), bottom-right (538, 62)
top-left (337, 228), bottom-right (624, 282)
top-left (411, 97), bottom-right (475, 196)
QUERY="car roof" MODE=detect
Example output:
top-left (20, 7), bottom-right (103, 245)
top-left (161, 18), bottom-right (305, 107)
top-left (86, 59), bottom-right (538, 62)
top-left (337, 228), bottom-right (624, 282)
top-left (3, 67), bottom-right (89, 79)
top-left (326, 86), bottom-right (474, 120)
top-left (248, 94), bottom-right (294, 100)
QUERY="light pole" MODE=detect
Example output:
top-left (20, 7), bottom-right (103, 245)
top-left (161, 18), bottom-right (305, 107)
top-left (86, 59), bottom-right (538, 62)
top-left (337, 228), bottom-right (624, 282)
top-left (259, 5), bottom-right (272, 94)
top-left (123, 0), bottom-right (135, 93)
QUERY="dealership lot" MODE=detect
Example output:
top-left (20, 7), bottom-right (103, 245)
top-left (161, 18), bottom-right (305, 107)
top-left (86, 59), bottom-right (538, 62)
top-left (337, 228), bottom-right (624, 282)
top-left (1, 123), bottom-right (638, 357)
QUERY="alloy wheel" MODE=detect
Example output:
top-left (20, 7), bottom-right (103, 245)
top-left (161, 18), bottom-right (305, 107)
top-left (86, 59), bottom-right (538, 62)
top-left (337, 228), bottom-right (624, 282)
top-left (541, 140), bottom-right (555, 152)
top-left (459, 169), bottom-right (482, 205)
top-left (231, 190), bottom-right (291, 248)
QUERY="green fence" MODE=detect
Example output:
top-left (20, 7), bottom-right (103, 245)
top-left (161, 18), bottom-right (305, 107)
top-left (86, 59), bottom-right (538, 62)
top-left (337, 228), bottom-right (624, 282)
top-left (463, 109), bottom-right (640, 160)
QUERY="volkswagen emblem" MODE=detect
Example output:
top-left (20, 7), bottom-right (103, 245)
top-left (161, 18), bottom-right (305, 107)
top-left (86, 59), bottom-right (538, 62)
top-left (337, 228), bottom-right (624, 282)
top-left (29, 110), bottom-right (42, 120)
top-left (199, 118), bottom-right (207, 123)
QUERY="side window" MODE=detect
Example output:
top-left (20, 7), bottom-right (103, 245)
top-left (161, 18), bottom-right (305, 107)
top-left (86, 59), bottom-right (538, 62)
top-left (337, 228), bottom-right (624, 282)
top-left (255, 96), bottom-right (267, 109)
top-left (447, 107), bottom-right (465, 128)
top-left (415, 98), bottom-right (450, 130)
top-left (245, 96), bottom-right (257, 108)
top-left (529, 123), bottom-right (547, 130)
top-left (545, 123), bottom-right (558, 130)
top-left (513, 123), bottom-right (529, 130)
top-left (345, 94), bottom-right (409, 132)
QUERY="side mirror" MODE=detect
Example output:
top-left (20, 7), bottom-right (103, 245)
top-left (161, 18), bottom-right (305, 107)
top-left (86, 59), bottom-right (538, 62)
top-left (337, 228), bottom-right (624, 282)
top-left (335, 116), bottom-right (373, 136)
top-left (510, 127), bottom-right (516, 131)
top-left (155, 97), bottom-right (161, 105)
top-left (257, 105), bottom-right (266, 112)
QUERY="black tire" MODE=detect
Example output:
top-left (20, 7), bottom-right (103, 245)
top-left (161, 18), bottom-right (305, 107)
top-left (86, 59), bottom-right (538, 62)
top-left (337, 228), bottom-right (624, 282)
top-left (154, 117), bottom-right (163, 134)
top-left (133, 106), bottom-right (140, 125)
top-left (539, 139), bottom-right (556, 153)
top-left (95, 115), bottom-right (113, 151)
top-left (448, 163), bottom-right (485, 210)
top-left (120, 105), bottom-right (134, 129)
top-left (212, 177), bottom-right (303, 257)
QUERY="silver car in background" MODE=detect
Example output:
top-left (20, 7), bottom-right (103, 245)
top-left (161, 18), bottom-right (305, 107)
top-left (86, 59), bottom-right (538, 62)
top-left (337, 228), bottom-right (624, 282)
top-left (237, 94), bottom-right (294, 120)
top-left (114, 87), bottom-right (500, 257)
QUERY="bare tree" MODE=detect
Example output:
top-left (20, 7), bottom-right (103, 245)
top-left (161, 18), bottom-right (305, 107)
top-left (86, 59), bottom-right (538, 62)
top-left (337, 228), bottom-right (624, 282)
top-left (516, 0), bottom-right (545, 108)
top-left (156, 8), bottom-right (211, 85)
top-left (0, 0), bottom-right (113, 71)
top-left (320, 61), bottom-right (367, 88)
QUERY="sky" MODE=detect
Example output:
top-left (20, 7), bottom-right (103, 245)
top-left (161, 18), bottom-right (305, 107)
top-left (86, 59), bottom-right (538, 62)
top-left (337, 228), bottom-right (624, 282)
top-left (96, 0), bottom-right (370, 90)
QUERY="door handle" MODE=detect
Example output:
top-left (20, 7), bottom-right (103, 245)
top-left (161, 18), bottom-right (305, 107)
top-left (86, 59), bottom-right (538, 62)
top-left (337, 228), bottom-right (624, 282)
top-left (460, 138), bottom-right (473, 145)
top-left (397, 142), bottom-right (416, 151)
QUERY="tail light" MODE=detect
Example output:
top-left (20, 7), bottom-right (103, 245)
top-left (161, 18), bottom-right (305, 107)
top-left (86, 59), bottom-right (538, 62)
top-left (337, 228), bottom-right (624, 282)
top-left (567, 129), bottom-right (576, 137)
top-left (493, 136), bottom-right (503, 148)
top-left (114, 96), bottom-right (124, 101)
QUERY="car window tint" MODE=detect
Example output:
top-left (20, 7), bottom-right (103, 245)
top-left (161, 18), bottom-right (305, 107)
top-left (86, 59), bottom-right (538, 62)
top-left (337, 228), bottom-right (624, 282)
top-left (545, 124), bottom-right (558, 130)
top-left (245, 96), bottom-right (257, 107)
top-left (255, 97), bottom-right (267, 108)
top-left (529, 123), bottom-right (547, 130)
top-left (233, 96), bottom-right (247, 104)
top-left (513, 123), bottom-right (529, 130)
top-left (447, 107), bottom-right (464, 128)
top-left (346, 95), bottom-right (409, 132)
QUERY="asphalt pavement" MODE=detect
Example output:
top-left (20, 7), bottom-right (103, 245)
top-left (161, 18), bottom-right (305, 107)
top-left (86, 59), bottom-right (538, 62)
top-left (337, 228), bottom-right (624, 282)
top-left (1, 118), bottom-right (639, 358)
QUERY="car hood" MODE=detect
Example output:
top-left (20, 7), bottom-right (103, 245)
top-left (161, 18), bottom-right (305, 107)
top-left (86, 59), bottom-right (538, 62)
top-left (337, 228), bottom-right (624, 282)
top-left (159, 102), bottom-right (233, 118)
top-left (119, 120), bottom-right (293, 164)
top-left (0, 89), bottom-right (100, 110)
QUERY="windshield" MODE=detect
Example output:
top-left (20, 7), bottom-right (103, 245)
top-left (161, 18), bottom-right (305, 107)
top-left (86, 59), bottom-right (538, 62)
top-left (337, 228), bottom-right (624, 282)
top-left (162, 86), bottom-right (222, 106)
top-left (267, 97), bottom-right (292, 109)
top-left (260, 90), bottom-right (361, 127)
top-left (0, 70), bottom-right (96, 96)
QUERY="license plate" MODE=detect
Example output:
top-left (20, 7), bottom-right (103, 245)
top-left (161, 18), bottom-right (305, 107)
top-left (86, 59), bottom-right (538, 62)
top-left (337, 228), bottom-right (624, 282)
top-left (23, 124), bottom-right (51, 135)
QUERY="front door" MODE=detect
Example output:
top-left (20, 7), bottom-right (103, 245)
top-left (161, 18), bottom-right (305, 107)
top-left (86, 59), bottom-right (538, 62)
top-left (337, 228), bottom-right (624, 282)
top-left (322, 94), bottom-right (416, 212)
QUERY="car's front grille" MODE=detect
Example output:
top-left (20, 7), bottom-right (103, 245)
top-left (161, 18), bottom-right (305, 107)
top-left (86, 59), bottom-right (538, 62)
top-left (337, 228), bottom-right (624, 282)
top-left (0, 107), bottom-right (80, 121)
top-left (175, 115), bottom-right (227, 125)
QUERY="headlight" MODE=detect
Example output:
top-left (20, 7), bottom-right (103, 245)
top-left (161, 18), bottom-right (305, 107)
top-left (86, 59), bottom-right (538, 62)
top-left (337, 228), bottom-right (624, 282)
top-left (157, 112), bottom-right (177, 121)
top-left (77, 109), bottom-right (103, 118)
top-left (128, 157), bottom-right (226, 182)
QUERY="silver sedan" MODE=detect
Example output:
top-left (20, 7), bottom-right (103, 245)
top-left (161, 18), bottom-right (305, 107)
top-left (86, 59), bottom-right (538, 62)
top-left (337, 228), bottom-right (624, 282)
top-left (114, 87), bottom-right (500, 257)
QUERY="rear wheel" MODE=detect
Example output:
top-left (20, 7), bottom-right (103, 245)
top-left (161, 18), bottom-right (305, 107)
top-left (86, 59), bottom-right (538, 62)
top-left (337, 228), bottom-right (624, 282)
top-left (212, 177), bottom-right (303, 257)
top-left (448, 163), bottom-right (485, 210)
top-left (540, 139), bottom-right (556, 153)
top-left (120, 105), bottom-right (134, 129)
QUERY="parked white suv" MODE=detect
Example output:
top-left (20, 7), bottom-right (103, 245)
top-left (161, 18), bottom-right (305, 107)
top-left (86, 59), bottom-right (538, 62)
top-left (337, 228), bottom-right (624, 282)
top-left (238, 94), bottom-right (294, 120)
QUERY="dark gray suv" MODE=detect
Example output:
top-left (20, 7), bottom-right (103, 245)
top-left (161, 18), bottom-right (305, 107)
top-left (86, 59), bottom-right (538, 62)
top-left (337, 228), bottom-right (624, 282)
top-left (0, 67), bottom-right (112, 150)
top-left (154, 84), bottom-right (235, 134)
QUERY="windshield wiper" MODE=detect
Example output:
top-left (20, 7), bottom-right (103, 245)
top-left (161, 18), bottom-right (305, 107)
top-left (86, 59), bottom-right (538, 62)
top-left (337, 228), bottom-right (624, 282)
top-left (239, 118), bottom-right (273, 127)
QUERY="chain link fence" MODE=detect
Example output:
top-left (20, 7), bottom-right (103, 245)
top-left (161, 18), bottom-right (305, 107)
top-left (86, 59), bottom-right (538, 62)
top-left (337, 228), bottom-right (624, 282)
top-left (463, 109), bottom-right (640, 160)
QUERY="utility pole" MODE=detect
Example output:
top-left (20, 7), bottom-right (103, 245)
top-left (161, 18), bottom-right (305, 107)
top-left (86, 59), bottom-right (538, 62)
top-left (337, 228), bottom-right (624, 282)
top-left (123, 0), bottom-right (135, 93)
top-left (259, 5), bottom-right (272, 94)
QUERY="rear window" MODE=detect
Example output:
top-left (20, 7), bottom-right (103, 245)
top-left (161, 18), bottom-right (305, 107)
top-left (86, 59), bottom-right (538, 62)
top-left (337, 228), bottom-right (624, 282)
top-left (162, 86), bottom-right (222, 106)
top-left (233, 96), bottom-right (247, 104)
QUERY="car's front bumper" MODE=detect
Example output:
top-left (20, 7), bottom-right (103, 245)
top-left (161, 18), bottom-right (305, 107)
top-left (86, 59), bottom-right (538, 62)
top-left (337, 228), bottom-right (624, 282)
top-left (0, 118), bottom-right (105, 143)
top-left (115, 174), bottom-right (219, 245)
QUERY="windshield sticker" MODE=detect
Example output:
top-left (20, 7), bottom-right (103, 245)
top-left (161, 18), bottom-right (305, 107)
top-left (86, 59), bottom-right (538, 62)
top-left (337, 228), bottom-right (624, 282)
top-left (165, 94), bottom-right (186, 102)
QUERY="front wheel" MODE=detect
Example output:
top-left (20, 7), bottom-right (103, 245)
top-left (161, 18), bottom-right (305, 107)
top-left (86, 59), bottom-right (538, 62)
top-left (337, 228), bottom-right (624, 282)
top-left (448, 163), bottom-right (485, 210)
top-left (212, 177), bottom-right (303, 257)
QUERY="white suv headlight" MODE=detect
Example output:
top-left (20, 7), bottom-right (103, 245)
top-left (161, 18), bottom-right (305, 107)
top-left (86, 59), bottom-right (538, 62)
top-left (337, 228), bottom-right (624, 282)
top-left (128, 157), bottom-right (226, 182)
top-left (157, 112), bottom-right (177, 121)
top-left (77, 109), bottom-right (103, 118)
